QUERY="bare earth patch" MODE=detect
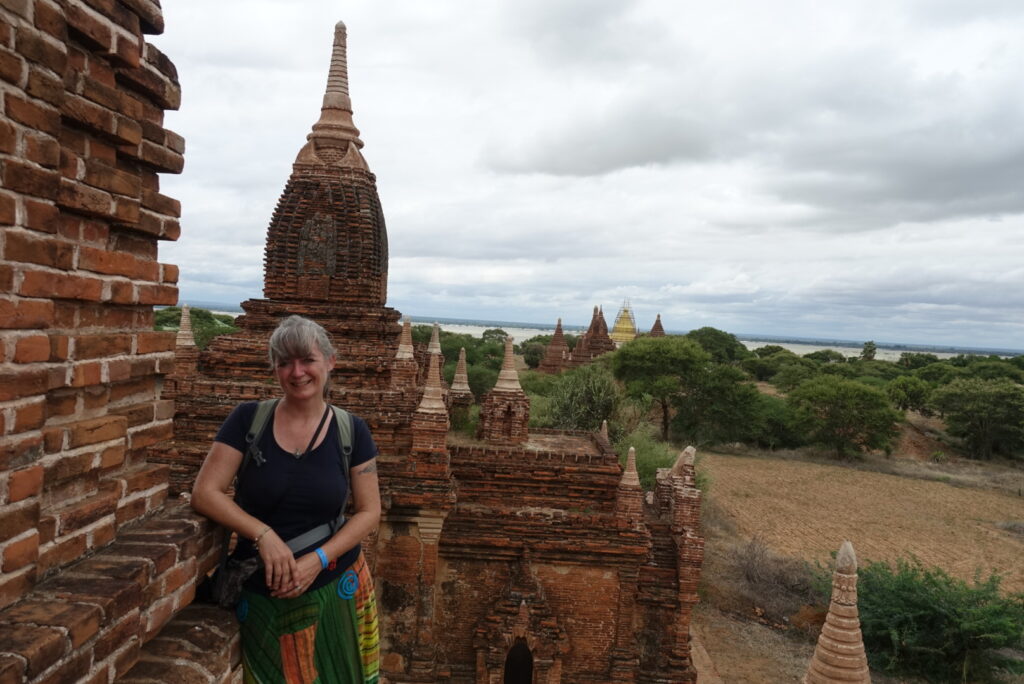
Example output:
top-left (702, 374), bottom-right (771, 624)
top-left (700, 451), bottom-right (1024, 591)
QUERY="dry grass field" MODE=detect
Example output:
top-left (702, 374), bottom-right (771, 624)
top-left (700, 451), bottom-right (1024, 592)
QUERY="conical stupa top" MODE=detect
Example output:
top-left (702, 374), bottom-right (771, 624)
top-left (610, 299), bottom-right (638, 345)
top-left (395, 318), bottom-right (414, 360)
top-left (650, 313), bottom-right (666, 337)
top-left (670, 446), bottom-right (697, 476)
top-left (600, 420), bottom-right (609, 442)
top-left (298, 20), bottom-right (366, 167)
top-left (451, 347), bottom-right (472, 393)
top-left (428, 323), bottom-right (442, 355)
top-left (803, 541), bottom-right (870, 684)
top-left (176, 304), bottom-right (195, 347)
top-left (493, 337), bottom-right (523, 392)
top-left (553, 318), bottom-right (564, 337)
top-left (417, 352), bottom-right (447, 414)
top-left (621, 447), bottom-right (641, 488)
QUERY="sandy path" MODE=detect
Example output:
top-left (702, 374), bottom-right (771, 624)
top-left (701, 452), bottom-right (1024, 591)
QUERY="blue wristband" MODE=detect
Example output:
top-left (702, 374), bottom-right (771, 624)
top-left (315, 547), bottom-right (329, 570)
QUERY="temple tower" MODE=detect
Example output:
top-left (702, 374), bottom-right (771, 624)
top-left (649, 313), bottom-right (666, 337)
top-left (448, 347), bottom-right (474, 427)
top-left (477, 338), bottom-right (530, 444)
top-left (803, 541), bottom-right (871, 684)
top-left (538, 318), bottom-right (569, 374)
top-left (610, 299), bottom-right (638, 347)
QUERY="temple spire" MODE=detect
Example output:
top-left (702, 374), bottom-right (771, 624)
top-left (297, 20), bottom-right (366, 167)
top-left (417, 352), bottom-right (447, 414)
top-left (493, 337), bottom-right (522, 392)
top-left (451, 348), bottom-right (471, 393)
top-left (428, 323), bottom-right (442, 355)
top-left (803, 541), bottom-right (871, 684)
top-left (395, 318), bottom-right (414, 360)
top-left (621, 447), bottom-right (640, 488)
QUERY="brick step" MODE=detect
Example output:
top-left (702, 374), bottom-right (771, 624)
top-left (0, 502), bottom-right (220, 683)
top-left (102, 462), bottom-right (171, 529)
top-left (117, 603), bottom-right (240, 683)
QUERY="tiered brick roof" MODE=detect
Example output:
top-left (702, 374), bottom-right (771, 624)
top-left (650, 312), bottom-right (666, 337)
top-left (803, 541), bottom-right (871, 683)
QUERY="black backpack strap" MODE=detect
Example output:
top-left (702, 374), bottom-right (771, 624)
top-left (329, 405), bottom-right (354, 534)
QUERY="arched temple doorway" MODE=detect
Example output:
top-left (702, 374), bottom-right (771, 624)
top-left (503, 638), bottom-right (533, 684)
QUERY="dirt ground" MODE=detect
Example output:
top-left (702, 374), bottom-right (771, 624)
top-left (699, 450), bottom-right (1024, 591)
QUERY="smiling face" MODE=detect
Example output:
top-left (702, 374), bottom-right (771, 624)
top-left (275, 348), bottom-right (335, 402)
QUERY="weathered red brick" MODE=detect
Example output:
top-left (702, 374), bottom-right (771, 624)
top-left (68, 415), bottom-right (127, 447)
top-left (83, 158), bottom-right (140, 196)
top-left (0, 368), bottom-right (48, 401)
top-left (0, 192), bottom-right (16, 224)
top-left (20, 268), bottom-right (104, 301)
top-left (136, 283), bottom-right (176, 305)
top-left (2, 531), bottom-right (40, 570)
top-left (57, 177), bottom-right (114, 217)
top-left (0, 45), bottom-right (26, 84)
top-left (14, 334), bottom-right (51, 362)
top-left (65, 2), bottom-right (113, 51)
top-left (0, 599), bottom-right (102, 649)
top-left (14, 399), bottom-right (46, 431)
top-left (9, 465), bottom-right (45, 501)
top-left (0, 298), bottom-right (55, 328)
top-left (25, 67), bottom-right (63, 106)
top-left (2, 159), bottom-right (59, 198)
top-left (74, 332), bottom-right (132, 359)
top-left (3, 231), bottom-right (73, 269)
top-left (24, 198), bottom-right (61, 233)
top-left (135, 330), bottom-right (174, 354)
top-left (0, 502), bottom-right (39, 543)
top-left (33, 0), bottom-right (66, 40)
top-left (0, 622), bottom-right (65, 679)
top-left (15, 25), bottom-right (67, 74)
top-left (160, 262), bottom-right (179, 283)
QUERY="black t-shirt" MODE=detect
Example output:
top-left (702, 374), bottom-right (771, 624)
top-left (215, 401), bottom-right (377, 594)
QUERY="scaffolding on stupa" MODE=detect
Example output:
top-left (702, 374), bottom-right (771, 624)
top-left (610, 299), bottom-right (638, 347)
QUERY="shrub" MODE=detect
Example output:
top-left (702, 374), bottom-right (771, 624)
top-left (857, 556), bottom-right (1024, 682)
top-left (672, 364), bottom-right (763, 445)
top-left (518, 370), bottom-right (559, 397)
top-left (613, 422), bottom-right (677, 490)
top-left (886, 375), bottom-right (932, 412)
top-left (787, 376), bottom-right (900, 457)
top-left (731, 536), bottom-right (825, 624)
top-left (931, 378), bottom-right (1024, 459)
top-left (549, 364), bottom-right (622, 432)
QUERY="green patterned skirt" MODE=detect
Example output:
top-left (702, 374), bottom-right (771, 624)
top-left (237, 553), bottom-right (380, 684)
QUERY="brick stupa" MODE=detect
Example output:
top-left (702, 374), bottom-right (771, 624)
top-left (569, 305), bottom-right (617, 367)
top-left (538, 317), bottom-right (570, 374)
top-left (650, 313), bottom-right (666, 337)
top-left (609, 300), bottom-right (638, 347)
top-left (803, 541), bottom-right (872, 684)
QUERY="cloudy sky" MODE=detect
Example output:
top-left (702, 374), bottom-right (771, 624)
top-left (152, 1), bottom-right (1024, 350)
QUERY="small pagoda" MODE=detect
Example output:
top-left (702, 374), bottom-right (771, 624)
top-left (610, 299), bottom-right (638, 347)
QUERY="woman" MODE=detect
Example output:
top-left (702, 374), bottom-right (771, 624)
top-left (192, 315), bottom-right (381, 683)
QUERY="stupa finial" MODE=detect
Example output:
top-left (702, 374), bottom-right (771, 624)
top-left (451, 348), bottom-right (472, 393)
top-left (176, 304), bottom-right (195, 348)
top-left (493, 337), bottom-right (522, 392)
top-left (395, 318), bottom-right (414, 360)
top-left (299, 20), bottom-right (366, 166)
top-left (428, 323), bottom-right (442, 355)
top-left (417, 352), bottom-right (447, 414)
top-left (621, 447), bottom-right (641, 488)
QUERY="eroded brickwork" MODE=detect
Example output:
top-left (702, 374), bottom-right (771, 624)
top-left (0, 3), bottom-right (237, 681)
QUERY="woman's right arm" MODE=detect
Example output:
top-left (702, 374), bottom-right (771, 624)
top-left (191, 442), bottom-right (299, 593)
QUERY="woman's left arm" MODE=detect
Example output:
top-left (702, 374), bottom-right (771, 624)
top-left (273, 458), bottom-right (381, 598)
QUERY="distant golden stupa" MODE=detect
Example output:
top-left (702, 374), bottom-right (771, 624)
top-left (610, 299), bottom-right (638, 347)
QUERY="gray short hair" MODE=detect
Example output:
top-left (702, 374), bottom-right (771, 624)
top-left (268, 315), bottom-right (336, 367)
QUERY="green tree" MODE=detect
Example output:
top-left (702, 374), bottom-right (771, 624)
top-left (931, 378), bottom-right (1024, 459)
top-left (897, 352), bottom-right (940, 369)
top-left (885, 375), bottom-right (931, 413)
top-left (548, 364), bottom-right (622, 432)
top-left (481, 328), bottom-right (508, 343)
top-left (803, 349), bottom-right (846, 364)
top-left (787, 376), bottom-right (899, 457)
top-left (753, 344), bottom-right (786, 357)
top-left (860, 340), bottom-right (877, 361)
top-left (964, 360), bottom-right (1024, 383)
top-left (612, 337), bottom-right (710, 439)
top-left (684, 326), bottom-right (751, 364)
top-left (672, 364), bottom-right (763, 445)
top-left (914, 361), bottom-right (963, 386)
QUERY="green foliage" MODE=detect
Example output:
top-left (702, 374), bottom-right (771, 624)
top-left (518, 370), bottom-right (559, 397)
top-left (787, 376), bottom-right (900, 457)
top-left (520, 341), bottom-right (546, 369)
top-left (684, 326), bottom-right (751, 364)
top-left (749, 394), bottom-right (806, 450)
top-left (860, 340), bottom-right (877, 361)
top-left (931, 378), bottom-right (1024, 459)
top-left (527, 394), bottom-right (553, 428)
top-left (548, 364), bottom-right (622, 432)
top-left (613, 422), bottom-right (677, 490)
top-left (153, 306), bottom-right (238, 350)
top-left (898, 352), bottom-right (941, 369)
top-left (964, 360), bottom-right (1024, 383)
top-left (886, 375), bottom-right (932, 412)
top-left (753, 344), bottom-right (786, 358)
top-left (672, 364), bottom-right (763, 445)
top-left (481, 328), bottom-right (508, 343)
top-left (612, 336), bottom-right (710, 439)
top-left (915, 361), bottom-right (964, 386)
top-left (771, 362), bottom-right (818, 391)
top-left (857, 556), bottom-right (1024, 682)
top-left (803, 349), bottom-right (846, 364)
top-left (466, 365), bottom-right (499, 399)
top-left (741, 349), bottom-right (801, 381)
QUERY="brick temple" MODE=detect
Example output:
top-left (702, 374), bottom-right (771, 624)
top-left (163, 22), bottom-right (706, 683)
top-left (1, 9), bottom-right (708, 682)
